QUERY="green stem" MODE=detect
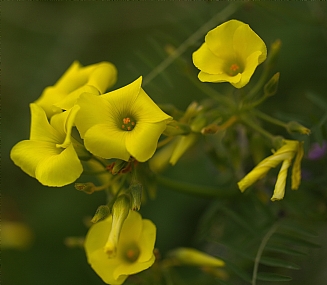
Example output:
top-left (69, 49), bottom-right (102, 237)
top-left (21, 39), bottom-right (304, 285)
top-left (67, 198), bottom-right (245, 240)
top-left (143, 3), bottom-right (239, 86)
top-left (252, 109), bottom-right (287, 128)
top-left (252, 222), bottom-right (280, 285)
top-left (241, 115), bottom-right (275, 141)
top-left (156, 175), bottom-right (237, 198)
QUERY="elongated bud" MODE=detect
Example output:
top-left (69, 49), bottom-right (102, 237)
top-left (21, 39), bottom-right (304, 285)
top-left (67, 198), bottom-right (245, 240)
top-left (286, 121), bottom-right (311, 135)
top-left (191, 113), bottom-right (207, 132)
top-left (271, 159), bottom-right (292, 201)
top-left (91, 205), bottom-right (110, 223)
top-left (264, 72), bottom-right (279, 98)
top-left (129, 182), bottom-right (143, 211)
top-left (75, 182), bottom-right (96, 194)
top-left (167, 247), bottom-right (225, 267)
top-left (266, 39), bottom-right (282, 70)
top-left (291, 141), bottom-right (304, 190)
top-left (104, 195), bottom-right (131, 258)
top-left (170, 133), bottom-right (200, 165)
top-left (163, 120), bottom-right (191, 136)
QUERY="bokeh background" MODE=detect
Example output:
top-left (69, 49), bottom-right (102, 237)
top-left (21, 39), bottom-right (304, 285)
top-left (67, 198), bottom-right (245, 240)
top-left (2, 2), bottom-right (327, 285)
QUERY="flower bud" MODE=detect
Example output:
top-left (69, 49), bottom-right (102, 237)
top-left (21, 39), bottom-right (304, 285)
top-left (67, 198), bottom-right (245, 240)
top-left (129, 182), bottom-right (143, 211)
top-left (264, 72), bottom-right (279, 98)
top-left (75, 182), bottom-right (96, 194)
top-left (104, 195), bottom-right (131, 258)
top-left (167, 247), bottom-right (225, 267)
top-left (163, 120), bottom-right (191, 136)
top-left (110, 159), bottom-right (129, 175)
top-left (91, 205), bottom-right (110, 223)
top-left (286, 121), bottom-right (311, 135)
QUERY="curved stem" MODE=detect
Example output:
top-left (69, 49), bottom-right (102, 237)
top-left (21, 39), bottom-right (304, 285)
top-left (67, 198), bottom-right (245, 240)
top-left (252, 222), bottom-right (280, 285)
top-left (240, 115), bottom-right (275, 141)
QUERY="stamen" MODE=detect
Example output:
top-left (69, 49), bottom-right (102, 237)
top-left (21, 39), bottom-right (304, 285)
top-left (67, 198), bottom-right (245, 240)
top-left (121, 117), bottom-right (136, 131)
top-left (229, 63), bottom-right (240, 75)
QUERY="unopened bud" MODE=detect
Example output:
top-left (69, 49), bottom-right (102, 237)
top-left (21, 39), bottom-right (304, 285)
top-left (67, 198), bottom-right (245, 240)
top-left (129, 182), bottom-right (143, 211)
top-left (91, 205), bottom-right (110, 223)
top-left (75, 182), bottom-right (96, 194)
top-left (111, 159), bottom-right (129, 175)
top-left (167, 247), bottom-right (225, 267)
top-left (163, 120), bottom-right (191, 136)
top-left (286, 121), bottom-right (311, 135)
top-left (191, 113), bottom-right (207, 132)
top-left (104, 195), bottom-right (131, 257)
top-left (266, 39), bottom-right (282, 70)
top-left (264, 72), bottom-right (279, 98)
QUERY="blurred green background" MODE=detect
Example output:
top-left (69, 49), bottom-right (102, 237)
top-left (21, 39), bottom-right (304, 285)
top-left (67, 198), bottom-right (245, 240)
top-left (2, 2), bottom-right (327, 285)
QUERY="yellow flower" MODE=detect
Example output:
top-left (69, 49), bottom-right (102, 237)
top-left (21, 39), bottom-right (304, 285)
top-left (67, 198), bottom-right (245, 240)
top-left (84, 210), bottom-right (156, 285)
top-left (34, 61), bottom-right (117, 118)
top-left (75, 76), bottom-right (172, 162)
top-left (238, 140), bottom-right (304, 201)
top-left (192, 19), bottom-right (267, 88)
top-left (10, 104), bottom-right (83, 186)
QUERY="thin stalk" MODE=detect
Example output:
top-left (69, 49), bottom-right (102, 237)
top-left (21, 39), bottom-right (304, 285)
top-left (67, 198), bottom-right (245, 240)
top-left (252, 222), bottom-right (280, 285)
top-left (143, 3), bottom-right (239, 86)
top-left (252, 109), bottom-right (287, 128)
top-left (241, 115), bottom-right (275, 141)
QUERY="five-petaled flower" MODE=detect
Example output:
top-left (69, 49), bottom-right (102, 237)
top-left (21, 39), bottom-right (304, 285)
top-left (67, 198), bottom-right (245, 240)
top-left (34, 61), bottom-right (117, 118)
top-left (10, 104), bottom-right (83, 187)
top-left (75, 76), bottom-right (172, 162)
top-left (84, 210), bottom-right (156, 285)
top-left (193, 19), bottom-right (267, 88)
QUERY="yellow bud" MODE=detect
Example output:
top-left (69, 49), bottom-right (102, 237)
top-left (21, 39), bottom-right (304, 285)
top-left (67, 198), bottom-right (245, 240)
top-left (271, 159), bottom-right (292, 201)
top-left (104, 195), bottom-right (131, 258)
top-left (167, 247), bottom-right (225, 267)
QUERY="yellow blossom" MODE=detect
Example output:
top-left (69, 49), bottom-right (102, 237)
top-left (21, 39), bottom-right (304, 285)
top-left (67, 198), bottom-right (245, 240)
top-left (238, 140), bottom-right (304, 201)
top-left (193, 19), bottom-right (267, 88)
top-left (84, 210), bottom-right (156, 285)
top-left (10, 104), bottom-right (83, 186)
top-left (34, 61), bottom-right (117, 118)
top-left (75, 76), bottom-right (172, 162)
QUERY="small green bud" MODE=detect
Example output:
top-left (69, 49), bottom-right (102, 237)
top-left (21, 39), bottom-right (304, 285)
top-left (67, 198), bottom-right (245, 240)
top-left (75, 182), bottom-right (96, 194)
top-left (286, 121), bottom-right (311, 135)
top-left (191, 113), bottom-right (207, 132)
top-left (264, 72), bottom-right (280, 98)
top-left (267, 39), bottom-right (282, 70)
top-left (91, 205), bottom-right (110, 223)
top-left (163, 120), bottom-right (192, 136)
top-left (111, 159), bottom-right (129, 175)
top-left (129, 182), bottom-right (143, 211)
top-left (272, 135), bottom-right (284, 150)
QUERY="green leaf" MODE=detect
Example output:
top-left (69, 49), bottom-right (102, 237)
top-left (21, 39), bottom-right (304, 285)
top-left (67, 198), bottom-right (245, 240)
top-left (260, 257), bottom-right (300, 270)
top-left (272, 233), bottom-right (321, 249)
top-left (223, 259), bottom-right (252, 283)
top-left (256, 272), bottom-right (292, 282)
top-left (279, 222), bottom-right (319, 238)
top-left (265, 244), bottom-right (307, 257)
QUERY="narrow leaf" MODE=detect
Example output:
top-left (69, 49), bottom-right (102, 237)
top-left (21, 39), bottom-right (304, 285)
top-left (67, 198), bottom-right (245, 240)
top-left (280, 222), bottom-right (319, 238)
top-left (272, 233), bottom-right (321, 249)
top-left (265, 244), bottom-right (307, 257)
top-left (260, 257), bottom-right (300, 270)
top-left (256, 272), bottom-right (292, 282)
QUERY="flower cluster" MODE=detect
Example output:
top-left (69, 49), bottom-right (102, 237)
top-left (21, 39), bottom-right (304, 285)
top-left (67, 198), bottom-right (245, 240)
top-left (10, 18), bottom-right (310, 284)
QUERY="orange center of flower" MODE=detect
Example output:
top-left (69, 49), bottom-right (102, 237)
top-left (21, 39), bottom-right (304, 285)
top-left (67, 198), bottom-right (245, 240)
top-left (123, 244), bottom-right (140, 263)
top-left (121, 117), bottom-right (136, 131)
top-left (229, 63), bottom-right (240, 76)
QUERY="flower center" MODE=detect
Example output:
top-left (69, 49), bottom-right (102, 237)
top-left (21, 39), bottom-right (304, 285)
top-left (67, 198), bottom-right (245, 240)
top-left (228, 63), bottom-right (241, 76)
top-left (122, 243), bottom-right (140, 263)
top-left (121, 116), bottom-right (136, 131)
